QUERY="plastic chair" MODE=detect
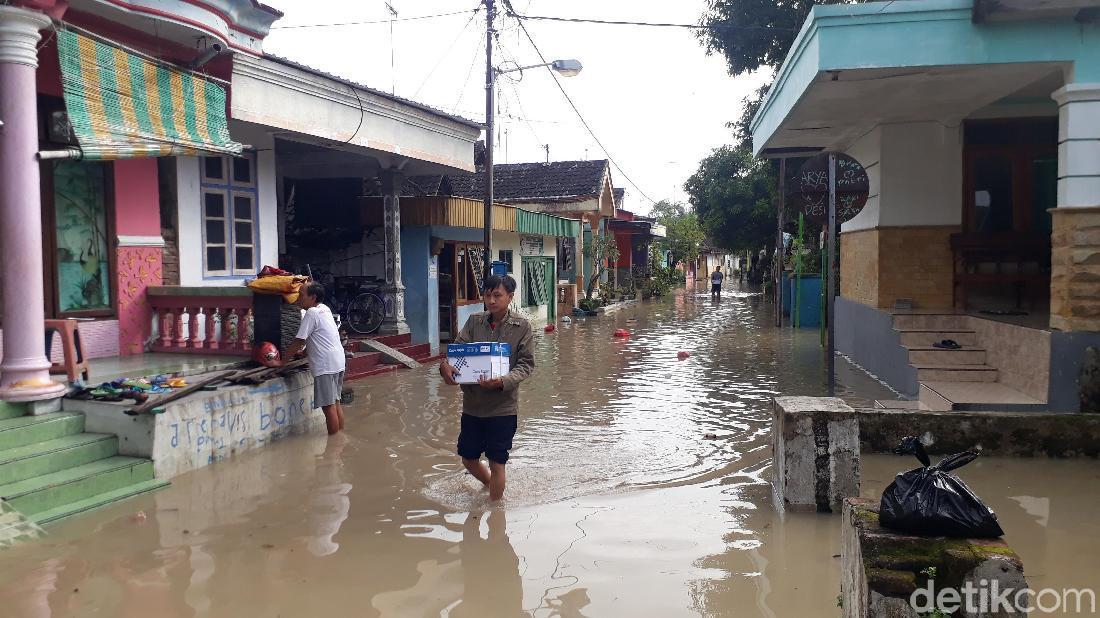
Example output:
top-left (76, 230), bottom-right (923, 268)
top-left (44, 319), bottom-right (90, 383)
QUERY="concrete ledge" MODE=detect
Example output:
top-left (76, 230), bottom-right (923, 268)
top-left (842, 498), bottom-right (1027, 618)
top-left (71, 370), bottom-right (326, 479)
top-left (0, 499), bottom-right (44, 549)
top-left (596, 299), bottom-right (638, 315)
top-left (772, 396), bottom-right (860, 512)
top-left (859, 408), bottom-right (1100, 457)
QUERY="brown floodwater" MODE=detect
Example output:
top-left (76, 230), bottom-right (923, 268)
top-left (2, 284), bottom-right (1099, 617)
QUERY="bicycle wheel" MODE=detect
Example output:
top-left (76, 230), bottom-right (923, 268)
top-left (346, 292), bottom-right (385, 334)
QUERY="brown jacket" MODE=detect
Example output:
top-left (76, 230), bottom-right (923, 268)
top-left (455, 310), bottom-right (535, 417)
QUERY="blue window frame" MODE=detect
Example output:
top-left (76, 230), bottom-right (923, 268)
top-left (201, 155), bottom-right (258, 277)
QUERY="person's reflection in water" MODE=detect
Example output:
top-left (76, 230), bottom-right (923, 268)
top-left (307, 432), bottom-right (352, 557)
top-left (451, 509), bottom-right (527, 617)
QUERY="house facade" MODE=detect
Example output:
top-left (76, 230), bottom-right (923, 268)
top-left (751, 0), bottom-right (1100, 411)
top-left (0, 0), bottom-right (485, 403)
top-left (608, 189), bottom-right (666, 288)
top-left (0, 0), bottom-right (282, 402)
top-left (360, 195), bottom-right (577, 353)
top-left (448, 159), bottom-right (619, 299)
top-left (146, 53), bottom-right (483, 357)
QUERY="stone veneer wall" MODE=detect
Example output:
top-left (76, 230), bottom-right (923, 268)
top-left (840, 228), bottom-right (878, 307)
top-left (1051, 207), bottom-right (1100, 331)
top-left (841, 226), bottom-right (958, 309)
top-left (967, 316), bottom-right (1051, 402)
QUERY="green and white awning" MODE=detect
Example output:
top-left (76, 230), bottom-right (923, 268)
top-left (57, 29), bottom-right (242, 160)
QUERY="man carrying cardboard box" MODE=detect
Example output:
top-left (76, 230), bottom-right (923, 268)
top-left (440, 274), bottom-right (535, 501)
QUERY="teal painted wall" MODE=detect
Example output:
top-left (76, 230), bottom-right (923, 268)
top-left (752, 0), bottom-right (1100, 153)
top-left (400, 227), bottom-right (439, 354)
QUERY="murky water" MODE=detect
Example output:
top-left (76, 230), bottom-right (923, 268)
top-left (2, 283), bottom-right (1098, 617)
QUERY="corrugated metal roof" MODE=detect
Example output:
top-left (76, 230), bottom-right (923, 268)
top-left (516, 209), bottom-right (579, 238)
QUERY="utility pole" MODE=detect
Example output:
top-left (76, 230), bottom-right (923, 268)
top-left (386, 1), bottom-right (398, 95)
top-left (543, 143), bottom-right (549, 163)
top-left (483, 0), bottom-right (496, 279)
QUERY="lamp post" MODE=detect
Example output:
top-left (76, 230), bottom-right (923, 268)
top-left (482, 0), bottom-right (581, 278)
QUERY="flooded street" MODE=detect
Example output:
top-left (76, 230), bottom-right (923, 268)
top-left (2, 285), bottom-right (1099, 617)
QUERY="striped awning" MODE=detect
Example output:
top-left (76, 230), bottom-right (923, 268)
top-left (57, 29), bottom-right (243, 160)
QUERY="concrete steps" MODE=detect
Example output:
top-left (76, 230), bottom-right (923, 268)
top-left (913, 364), bottom-right (999, 382)
top-left (0, 457), bottom-right (155, 519)
top-left (0, 412), bottom-right (84, 451)
top-left (0, 434), bottom-right (119, 484)
top-left (891, 313), bottom-right (970, 331)
top-left (919, 381), bottom-right (1046, 412)
top-left (906, 347), bottom-right (987, 366)
top-left (0, 408), bottom-right (165, 526)
top-left (890, 312), bottom-right (1048, 410)
top-left (33, 479), bottom-right (167, 525)
top-left (897, 330), bottom-right (979, 348)
top-left (345, 336), bottom-right (435, 381)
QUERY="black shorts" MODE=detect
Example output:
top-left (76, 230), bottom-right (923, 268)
top-left (457, 414), bottom-right (517, 464)
top-left (711, 283), bottom-right (722, 293)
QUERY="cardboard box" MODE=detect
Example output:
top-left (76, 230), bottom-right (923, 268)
top-left (447, 342), bottom-right (511, 384)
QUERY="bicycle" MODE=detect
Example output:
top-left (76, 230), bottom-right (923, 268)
top-left (314, 272), bottom-right (387, 336)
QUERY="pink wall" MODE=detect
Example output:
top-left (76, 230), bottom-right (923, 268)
top-left (113, 159), bottom-right (163, 354)
top-left (113, 159), bottom-right (161, 236)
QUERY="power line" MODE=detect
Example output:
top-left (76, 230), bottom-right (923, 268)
top-left (495, 42), bottom-right (545, 145)
top-left (273, 9), bottom-right (477, 30)
top-left (451, 25), bottom-right (484, 115)
top-left (411, 4), bottom-right (483, 99)
top-left (505, 3), bottom-right (658, 205)
top-left (506, 9), bottom-right (796, 32)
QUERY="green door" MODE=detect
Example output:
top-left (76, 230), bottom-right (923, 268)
top-left (543, 257), bottom-right (556, 321)
top-left (521, 256), bottom-right (556, 321)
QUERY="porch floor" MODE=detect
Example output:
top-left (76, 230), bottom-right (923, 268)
top-left (921, 381), bottom-right (1043, 406)
top-left (87, 353), bottom-right (249, 382)
top-left (889, 308), bottom-right (1051, 332)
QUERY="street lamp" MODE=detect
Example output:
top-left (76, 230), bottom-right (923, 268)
top-left (496, 58), bottom-right (584, 78)
top-left (483, 0), bottom-right (581, 278)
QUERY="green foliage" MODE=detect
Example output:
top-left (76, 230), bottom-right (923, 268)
top-left (582, 233), bottom-right (621, 300)
top-left (652, 200), bottom-right (706, 269)
top-left (685, 144), bottom-right (777, 254)
top-left (578, 297), bottom-right (601, 312)
top-left (786, 237), bottom-right (821, 274)
top-left (698, 0), bottom-right (864, 78)
top-left (920, 566), bottom-right (938, 580)
top-left (730, 83), bottom-right (771, 144)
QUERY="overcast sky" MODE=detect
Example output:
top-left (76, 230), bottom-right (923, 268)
top-left (263, 0), bottom-right (769, 213)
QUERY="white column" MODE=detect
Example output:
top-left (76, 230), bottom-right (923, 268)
top-left (1051, 83), bottom-right (1100, 332)
top-left (378, 168), bottom-right (409, 335)
top-left (1054, 84), bottom-right (1100, 208)
top-left (0, 6), bottom-right (67, 402)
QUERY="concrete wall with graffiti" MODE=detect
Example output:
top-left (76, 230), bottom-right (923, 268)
top-left (75, 371), bottom-right (326, 479)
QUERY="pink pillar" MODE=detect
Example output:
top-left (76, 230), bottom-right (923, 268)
top-left (0, 6), bottom-right (66, 401)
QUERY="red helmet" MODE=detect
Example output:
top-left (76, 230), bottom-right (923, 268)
top-left (253, 341), bottom-right (282, 367)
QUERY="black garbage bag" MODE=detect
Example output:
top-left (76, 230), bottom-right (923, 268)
top-left (879, 436), bottom-right (1004, 538)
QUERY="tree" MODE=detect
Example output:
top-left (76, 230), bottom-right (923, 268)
top-left (698, 0), bottom-right (863, 78)
top-left (582, 233), bottom-right (620, 301)
top-left (684, 145), bottom-right (777, 254)
top-left (652, 200), bottom-right (705, 270)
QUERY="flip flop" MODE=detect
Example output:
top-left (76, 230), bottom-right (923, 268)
top-left (932, 340), bottom-right (961, 350)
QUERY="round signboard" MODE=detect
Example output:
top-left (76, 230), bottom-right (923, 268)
top-left (795, 152), bottom-right (870, 224)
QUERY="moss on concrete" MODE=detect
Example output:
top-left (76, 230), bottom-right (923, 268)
top-left (850, 500), bottom-right (1021, 598)
top-left (866, 568), bottom-right (918, 596)
top-left (858, 409), bottom-right (1100, 458)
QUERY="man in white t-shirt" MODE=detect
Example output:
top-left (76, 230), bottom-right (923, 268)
top-left (284, 282), bottom-right (347, 435)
